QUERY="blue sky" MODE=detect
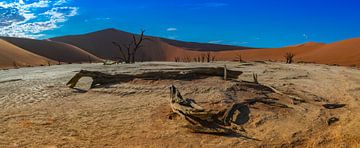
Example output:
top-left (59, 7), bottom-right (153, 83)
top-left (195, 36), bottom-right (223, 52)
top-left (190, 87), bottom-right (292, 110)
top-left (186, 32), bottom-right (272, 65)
top-left (1, 0), bottom-right (360, 47)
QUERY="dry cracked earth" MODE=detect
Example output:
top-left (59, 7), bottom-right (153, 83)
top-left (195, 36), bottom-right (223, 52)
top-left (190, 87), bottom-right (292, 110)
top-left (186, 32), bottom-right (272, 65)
top-left (0, 62), bottom-right (360, 147)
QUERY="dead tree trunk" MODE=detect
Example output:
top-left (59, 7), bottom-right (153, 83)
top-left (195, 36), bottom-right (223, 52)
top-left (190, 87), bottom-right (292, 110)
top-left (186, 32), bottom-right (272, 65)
top-left (66, 67), bottom-right (242, 88)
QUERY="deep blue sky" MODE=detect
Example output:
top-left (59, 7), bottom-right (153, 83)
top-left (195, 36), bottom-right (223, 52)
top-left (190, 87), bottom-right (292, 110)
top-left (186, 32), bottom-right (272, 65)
top-left (1, 0), bottom-right (360, 47)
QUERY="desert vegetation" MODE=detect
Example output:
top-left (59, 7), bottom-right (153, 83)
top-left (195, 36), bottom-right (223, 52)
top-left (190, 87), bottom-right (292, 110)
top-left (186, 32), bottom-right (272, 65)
top-left (284, 52), bottom-right (295, 64)
top-left (234, 54), bottom-right (245, 63)
top-left (174, 52), bottom-right (216, 63)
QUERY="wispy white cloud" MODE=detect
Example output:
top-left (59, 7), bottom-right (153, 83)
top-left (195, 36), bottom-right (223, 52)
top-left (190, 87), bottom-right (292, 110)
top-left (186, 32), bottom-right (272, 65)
top-left (84, 17), bottom-right (111, 23)
top-left (208, 40), bottom-right (222, 44)
top-left (0, 0), bottom-right (78, 38)
top-left (166, 27), bottom-right (177, 31)
top-left (167, 35), bottom-right (178, 39)
top-left (303, 33), bottom-right (309, 40)
top-left (230, 41), bottom-right (249, 45)
top-left (54, 0), bottom-right (68, 6)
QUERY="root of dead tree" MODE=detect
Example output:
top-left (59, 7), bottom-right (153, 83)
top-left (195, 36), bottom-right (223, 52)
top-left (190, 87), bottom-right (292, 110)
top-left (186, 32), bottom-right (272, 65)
top-left (169, 85), bottom-right (290, 137)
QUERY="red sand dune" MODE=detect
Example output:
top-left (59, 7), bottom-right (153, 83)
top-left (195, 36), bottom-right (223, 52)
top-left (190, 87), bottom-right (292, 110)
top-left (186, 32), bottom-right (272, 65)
top-left (1, 37), bottom-right (102, 63)
top-left (51, 29), bottom-right (168, 61)
top-left (300, 38), bottom-right (360, 66)
top-left (0, 39), bottom-right (55, 68)
top-left (209, 42), bottom-right (326, 62)
top-left (159, 37), bottom-right (255, 51)
top-left (1, 28), bottom-right (359, 68)
top-left (50, 29), bottom-right (252, 61)
top-left (51, 29), bottom-right (360, 67)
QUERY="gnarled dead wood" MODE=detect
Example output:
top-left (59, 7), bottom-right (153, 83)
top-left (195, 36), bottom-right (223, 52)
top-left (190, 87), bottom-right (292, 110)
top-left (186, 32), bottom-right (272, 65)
top-left (169, 84), bottom-right (292, 136)
top-left (169, 85), bottom-right (220, 124)
top-left (67, 67), bottom-right (243, 88)
top-left (169, 85), bottom-right (250, 134)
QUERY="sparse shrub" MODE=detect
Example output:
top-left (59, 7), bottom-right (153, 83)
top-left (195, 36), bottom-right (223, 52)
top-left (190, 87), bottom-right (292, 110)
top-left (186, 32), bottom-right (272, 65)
top-left (183, 56), bottom-right (192, 63)
top-left (88, 56), bottom-right (92, 64)
top-left (174, 57), bottom-right (180, 62)
top-left (284, 52), bottom-right (295, 64)
top-left (206, 52), bottom-right (211, 63)
top-left (13, 61), bottom-right (18, 68)
top-left (234, 54), bottom-right (243, 63)
top-left (200, 54), bottom-right (205, 62)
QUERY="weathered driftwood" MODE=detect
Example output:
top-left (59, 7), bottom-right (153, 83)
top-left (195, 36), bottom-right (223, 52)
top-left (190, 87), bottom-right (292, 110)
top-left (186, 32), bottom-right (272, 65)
top-left (169, 84), bottom-right (291, 135)
top-left (67, 67), bottom-right (243, 88)
top-left (169, 85), bottom-right (221, 124)
top-left (169, 85), bottom-right (253, 134)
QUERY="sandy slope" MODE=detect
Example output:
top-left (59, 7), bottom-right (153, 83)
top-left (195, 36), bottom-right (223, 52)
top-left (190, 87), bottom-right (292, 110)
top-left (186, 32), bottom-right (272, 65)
top-left (50, 29), bottom-right (360, 67)
top-left (300, 38), bottom-right (360, 66)
top-left (1, 37), bottom-right (102, 63)
top-left (2, 28), bottom-right (359, 69)
top-left (0, 62), bottom-right (359, 147)
top-left (50, 29), bottom-right (250, 61)
top-left (51, 29), bottom-right (203, 62)
top-left (0, 39), bottom-right (55, 68)
top-left (50, 29), bottom-right (166, 61)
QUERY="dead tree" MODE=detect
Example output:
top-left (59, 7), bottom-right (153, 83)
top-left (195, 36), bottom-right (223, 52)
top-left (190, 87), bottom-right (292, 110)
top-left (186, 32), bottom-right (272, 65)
top-left (168, 85), bottom-right (290, 135)
top-left (201, 54), bottom-right (205, 62)
top-left (211, 55), bottom-right (216, 62)
top-left (183, 56), bottom-right (192, 63)
top-left (13, 61), bottom-right (18, 68)
top-left (235, 54), bottom-right (244, 63)
top-left (88, 56), bottom-right (92, 64)
top-left (253, 73), bottom-right (258, 84)
top-left (175, 57), bottom-right (180, 62)
top-left (206, 52), bottom-right (211, 63)
top-left (66, 67), bottom-right (242, 88)
top-left (112, 30), bottom-right (146, 64)
top-left (284, 52), bottom-right (295, 64)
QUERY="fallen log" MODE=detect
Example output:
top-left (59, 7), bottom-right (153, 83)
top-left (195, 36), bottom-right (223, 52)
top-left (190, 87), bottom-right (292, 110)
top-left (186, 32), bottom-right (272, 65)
top-left (66, 67), bottom-right (243, 88)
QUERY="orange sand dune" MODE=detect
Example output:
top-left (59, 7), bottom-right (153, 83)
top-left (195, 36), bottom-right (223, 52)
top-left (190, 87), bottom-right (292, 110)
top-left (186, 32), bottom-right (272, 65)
top-left (51, 29), bottom-right (199, 61)
top-left (300, 38), bottom-right (360, 66)
top-left (50, 29), bottom-right (251, 61)
top-left (158, 41), bottom-right (324, 62)
top-left (1, 37), bottom-right (102, 63)
top-left (163, 39), bottom-right (360, 67)
top-left (0, 39), bottom-right (55, 68)
top-left (50, 28), bottom-right (360, 67)
top-left (211, 42), bottom-right (326, 62)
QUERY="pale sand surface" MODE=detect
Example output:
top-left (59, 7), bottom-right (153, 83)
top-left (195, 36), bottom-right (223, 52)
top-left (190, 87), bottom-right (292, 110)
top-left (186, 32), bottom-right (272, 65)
top-left (0, 62), bottom-right (359, 147)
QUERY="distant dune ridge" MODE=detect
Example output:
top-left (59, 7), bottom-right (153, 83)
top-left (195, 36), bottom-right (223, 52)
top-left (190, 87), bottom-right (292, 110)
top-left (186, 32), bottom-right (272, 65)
top-left (0, 28), bottom-right (360, 68)
top-left (0, 39), bottom-right (55, 68)
top-left (1, 37), bottom-right (102, 64)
